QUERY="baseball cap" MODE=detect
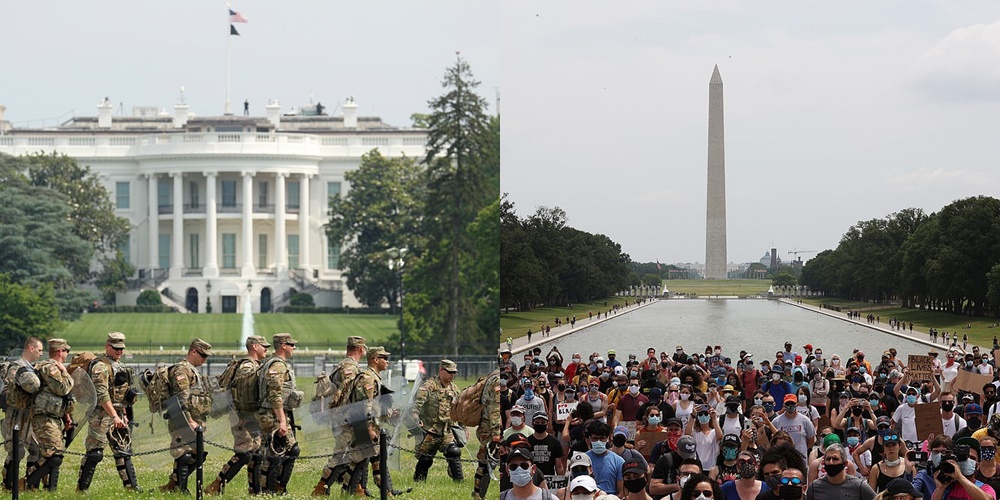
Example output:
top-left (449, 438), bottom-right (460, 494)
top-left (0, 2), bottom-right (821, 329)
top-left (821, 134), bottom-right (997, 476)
top-left (613, 426), bottom-right (629, 438)
top-left (804, 344), bottom-right (813, 350)
top-left (886, 478), bottom-right (923, 499)
top-left (570, 475), bottom-right (599, 493)
top-left (846, 426), bottom-right (861, 435)
top-left (725, 395), bottom-right (741, 405)
top-left (956, 436), bottom-right (981, 454)
top-left (824, 433), bottom-right (842, 447)
top-left (569, 452), bottom-right (592, 469)
top-left (721, 385), bottom-right (736, 394)
top-left (722, 434), bottom-right (740, 447)
top-left (607, 349), bottom-right (616, 355)
top-left (664, 417), bottom-right (682, 428)
top-left (876, 416), bottom-right (892, 429)
top-left (622, 461), bottom-right (646, 475)
top-left (508, 447), bottom-right (533, 462)
top-left (965, 403), bottom-right (983, 415)
top-left (676, 435), bottom-right (697, 459)
top-left (510, 405), bottom-right (526, 415)
top-left (783, 394), bottom-right (798, 404)
top-left (532, 412), bottom-right (549, 422)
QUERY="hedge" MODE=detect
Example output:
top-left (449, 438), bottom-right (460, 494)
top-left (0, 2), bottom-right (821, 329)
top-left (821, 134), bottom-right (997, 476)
top-left (93, 305), bottom-right (177, 313)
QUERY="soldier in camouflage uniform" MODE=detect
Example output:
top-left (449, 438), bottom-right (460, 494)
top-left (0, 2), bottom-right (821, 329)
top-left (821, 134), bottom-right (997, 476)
top-left (1, 337), bottom-right (43, 490)
top-left (77, 332), bottom-right (140, 492)
top-left (355, 346), bottom-right (407, 496)
top-left (206, 334), bottom-right (269, 495)
top-left (413, 359), bottom-right (463, 482)
top-left (472, 367), bottom-right (502, 500)
top-left (256, 332), bottom-right (303, 494)
top-left (159, 338), bottom-right (213, 494)
top-left (312, 335), bottom-right (367, 496)
top-left (24, 338), bottom-right (74, 492)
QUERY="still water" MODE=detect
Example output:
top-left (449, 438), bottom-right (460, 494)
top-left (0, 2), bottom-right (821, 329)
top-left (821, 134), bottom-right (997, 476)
top-left (532, 300), bottom-right (938, 361)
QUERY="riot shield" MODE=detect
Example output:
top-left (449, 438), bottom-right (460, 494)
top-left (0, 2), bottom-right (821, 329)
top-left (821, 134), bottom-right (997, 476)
top-left (69, 367), bottom-right (97, 424)
top-left (388, 373), bottom-right (423, 471)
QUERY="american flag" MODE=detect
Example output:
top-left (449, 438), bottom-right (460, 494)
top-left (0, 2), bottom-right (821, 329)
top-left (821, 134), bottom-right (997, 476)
top-left (229, 8), bottom-right (248, 23)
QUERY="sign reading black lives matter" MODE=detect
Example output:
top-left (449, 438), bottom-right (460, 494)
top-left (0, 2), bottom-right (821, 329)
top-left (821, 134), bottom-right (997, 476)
top-left (908, 355), bottom-right (934, 381)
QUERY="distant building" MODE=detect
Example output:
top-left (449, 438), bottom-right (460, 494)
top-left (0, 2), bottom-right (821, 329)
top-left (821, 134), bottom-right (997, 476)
top-left (0, 98), bottom-right (427, 313)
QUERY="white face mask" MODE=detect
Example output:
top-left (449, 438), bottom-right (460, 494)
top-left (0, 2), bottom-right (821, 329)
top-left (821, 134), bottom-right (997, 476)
top-left (510, 416), bottom-right (523, 427)
top-left (572, 495), bottom-right (594, 500)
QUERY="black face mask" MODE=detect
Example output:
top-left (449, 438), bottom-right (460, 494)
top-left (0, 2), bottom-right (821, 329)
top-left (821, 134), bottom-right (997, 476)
top-left (779, 485), bottom-right (804, 500)
top-left (852, 407), bottom-right (863, 416)
top-left (942, 401), bottom-right (955, 412)
top-left (825, 462), bottom-right (846, 477)
top-left (557, 384), bottom-right (566, 392)
top-left (624, 476), bottom-right (648, 493)
top-left (969, 417), bottom-right (983, 429)
top-left (533, 423), bottom-right (548, 433)
top-left (612, 435), bottom-right (627, 448)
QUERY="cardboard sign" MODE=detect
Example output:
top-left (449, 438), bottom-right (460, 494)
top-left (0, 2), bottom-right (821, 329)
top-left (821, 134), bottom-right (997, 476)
top-left (993, 349), bottom-right (1000, 363)
top-left (556, 402), bottom-right (578, 421)
top-left (915, 401), bottom-right (943, 441)
top-left (637, 431), bottom-right (670, 457)
top-left (952, 369), bottom-right (994, 395)
top-left (619, 420), bottom-right (637, 439)
top-left (545, 475), bottom-right (569, 490)
top-left (817, 416), bottom-right (832, 432)
top-left (908, 355), bottom-right (935, 381)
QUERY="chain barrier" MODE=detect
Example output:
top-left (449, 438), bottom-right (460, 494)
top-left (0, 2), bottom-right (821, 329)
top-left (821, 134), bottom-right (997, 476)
top-left (204, 438), bottom-right (484, 464)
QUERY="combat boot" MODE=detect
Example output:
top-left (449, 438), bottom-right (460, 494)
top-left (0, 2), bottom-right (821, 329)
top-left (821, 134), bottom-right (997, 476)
top-left (312, 479), bottom-right (330, 496)
top-left (158, 475), bottom-right (177, 493)
top-left (206, 477), bottom-right (223, 495)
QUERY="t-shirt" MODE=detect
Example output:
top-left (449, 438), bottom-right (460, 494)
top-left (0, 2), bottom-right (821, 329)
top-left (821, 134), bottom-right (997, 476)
top-left (938, 479), bottom-right (996, 500)
top-left (722, 479), bottom-right (768, 500)
top-left (499, 487), bottom-right (559, 500)
top-left (587, 449), bottom-right (625, 495)
top-left (891, 403), bottom-right (918, 443)
top-left (527, 433), bottom-right (564, 476)
top-left (618, 393), bottom-right (650, 421)
top-left (651, 451), bottom-right (683, 486)
top-left (771, 412), bottom-right (816, 459)
top-left (516, 395), bottom-right (547, 424)
top-left (805, 475), bottom-right (876, 500)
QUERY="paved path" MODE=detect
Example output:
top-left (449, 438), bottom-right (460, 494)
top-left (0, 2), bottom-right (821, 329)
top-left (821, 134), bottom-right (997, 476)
top-left (500, 299), bottom-right (659, 355)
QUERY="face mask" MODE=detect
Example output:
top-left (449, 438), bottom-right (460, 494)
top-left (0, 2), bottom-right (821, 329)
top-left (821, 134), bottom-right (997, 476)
top-left (816, 353), bottom-right (822, 359)
top-left (558, 384), bottom-right (566, 392)
top-left (883, 457), bottom-right (902, 467)
top-left (737, 462), bottom-right (756, 479)
top-left (680, 393), bottom-right (690, 401)
top-left (773, 374), bottom-right (781, 381)
top-left (905, 395), bottom-right (917, 404)
top-left (523, 389), bottom-right (534, 400)
top-left (679, 475), bottom-right (691, 488)
top-left (698, 415), bottom-right (711, 425)
top-left (797, 395), bottom-right (807, 405)
top-left (601, 372), bottom-right (610, 380)
top-left (847, 436), bottom-right (860, 447)
top-left (591, 440), bottom-right (607, 454)
top-left (967, 361), bottom-right (975, 368)
top-left (624, 476), bottom-right (648, 493)
top-left (533, 423), bottom-right (548, 433)
top-left (629, 385), bottom-right (640, 395)
top-left (942, 401), bottom-right (955, 412)
top-left (931, 452), bottom-right (943, 467)
top-left (763, 403), bottom-right (774, 413)
top-left (573, 358), bottom-right (581, 364)
top-left (510, 416), bottom-right (524, 427)
top-left (723, 447), bottom-right (738, 461)
top-left (754, 398), bottom-right (763, 406)
top-left (509, 465), bottom-right (533, 487)
top-left (573, 495), bottom-right (593, 500)
top-left (765, 476), bottom-right (781, 490)
top-left (960, 459), bottom-right (977, 476)
top-left (696, 495), bottom-right (711, 500)
top-left (727, 405), bottom-right (739, 414)
top-left (779, 485), bottom-right (804, 500)
top-left (612, 434), bottom-right (628, 448)
top-left (667, 431), bottom-right (681, 449)
top-left (983, 446), bottom-right (997, 461)
top-left (968, 417), bottom-right (982, 429)
top-left (612, 381), bottom-right (619, 388)
top-left (825, 462), bottom-right (846, 477)
top-left (648, 416), bottom-right (661, 426)
top-left (833, 359), bottom-right (840, 365)
top-left (870, 399), bottom-right (880, 407)
top-left (859, 367), bottom-right (866, 374)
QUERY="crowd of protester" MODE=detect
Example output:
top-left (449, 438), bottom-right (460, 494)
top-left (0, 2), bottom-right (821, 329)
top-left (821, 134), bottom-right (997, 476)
top-left (497, 339), bottom-right (1000, 500)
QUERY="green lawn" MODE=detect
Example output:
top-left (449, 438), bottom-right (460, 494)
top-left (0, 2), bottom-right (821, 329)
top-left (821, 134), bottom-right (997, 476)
top-left (660, 278), bottom-right (772, 297)
top-left (801, 297), bottom-right (1000, 347)
top-left (500, 297), bottom-right (634, 339)
top-left (60, 313), bottom-right (399, 352)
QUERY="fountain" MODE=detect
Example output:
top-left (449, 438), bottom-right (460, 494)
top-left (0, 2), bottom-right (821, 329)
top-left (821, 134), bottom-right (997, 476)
top-left (240, 289), bottom-right (254, 350)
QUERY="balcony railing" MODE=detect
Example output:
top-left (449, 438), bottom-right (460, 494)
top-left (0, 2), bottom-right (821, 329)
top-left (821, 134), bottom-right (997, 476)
top-left (217, 203), bottom-right (241, 214)
top-left (254, 204), bottom-right (274, 214)
top-left (185, 204), bottom-right (205, 214)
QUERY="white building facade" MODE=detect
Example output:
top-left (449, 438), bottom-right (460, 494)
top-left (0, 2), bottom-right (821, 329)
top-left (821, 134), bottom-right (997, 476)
top-left (0, 99), bottom-right (427, 313)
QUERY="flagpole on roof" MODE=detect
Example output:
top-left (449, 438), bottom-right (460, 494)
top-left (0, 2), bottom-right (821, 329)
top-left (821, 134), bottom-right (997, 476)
top-left (225, 3), bottom-right (232, 115)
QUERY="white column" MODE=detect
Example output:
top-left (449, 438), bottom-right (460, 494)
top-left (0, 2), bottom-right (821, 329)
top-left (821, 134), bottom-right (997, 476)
top-left (300, 174), bottom-right (310, 272)
top-left (275, 173), bottom-right (287, 274)
top-left (242, 171), bottom-right (254, 276)
top-left (147, 173), bottom-right (158, 271)
top-left (171, 172), bottom-right (184, 278)
top-left (204, 173), bottom-right (218, 277)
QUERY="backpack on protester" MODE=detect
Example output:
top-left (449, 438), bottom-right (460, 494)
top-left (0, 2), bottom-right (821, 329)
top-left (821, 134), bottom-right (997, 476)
top-left (450, 370), bottom-right (500, 427)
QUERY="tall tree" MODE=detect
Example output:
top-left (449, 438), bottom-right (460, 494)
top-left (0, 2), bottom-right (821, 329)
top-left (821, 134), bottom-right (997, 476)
top-left (326, 150), bottom-right (423, 309)
top-left (0, 274), bottom-right (63, 352)
top-left (408, 55), bottom-right (494, 355)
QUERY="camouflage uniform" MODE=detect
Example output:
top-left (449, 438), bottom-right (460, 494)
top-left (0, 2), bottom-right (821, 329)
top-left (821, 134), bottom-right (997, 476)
top-left (413, 359), bottom-right (462, 482)
top-left (473, 368), bottom-right (502, 500)
top-left (208, 354), bottom-right (264, 494)
top-left (354, 347), bottom-right (403, 496)
top-left (24, 342), bottom-right (74, 491)
top-left (314, 335), bottom-right (366, 496)
top-left (162, 339), bottom-right (213, 493)
top-left (256, 333), bottom-right (303, 494)
top-left (1, 356), bottom-right (41, 489)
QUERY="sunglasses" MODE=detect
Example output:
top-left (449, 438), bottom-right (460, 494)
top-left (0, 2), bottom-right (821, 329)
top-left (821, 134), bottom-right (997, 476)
top-left (883, 435), bottom-right (900, 443)
top-left (693, 490), bottom-right (714, 498)
top-left (780, 477), bottom-right (803, 486)
top-left (507, 462), bottom-right (531, 471)
top-left (196, 350), bottom-right (208, 359)
top-left (111, 346), bottom-right (125, 352)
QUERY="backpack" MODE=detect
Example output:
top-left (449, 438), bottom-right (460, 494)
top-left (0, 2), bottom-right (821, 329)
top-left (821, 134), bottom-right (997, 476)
top-left (68, 352), bottom-right (106, 376)
top-left (139, 364), bottom-right (174, 413)
top-left (232, 359), bottom-right (263, 412)
top-left (450, 371), bottom-right (499, 427)
top-left (256, 357), bottom-right (285, 410)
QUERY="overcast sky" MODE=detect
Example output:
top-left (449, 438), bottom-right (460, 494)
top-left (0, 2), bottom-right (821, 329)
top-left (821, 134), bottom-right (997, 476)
top-left (2, 1), bottom-right (498, 129)
top-left (501, 2), bottom-right (1000, 267)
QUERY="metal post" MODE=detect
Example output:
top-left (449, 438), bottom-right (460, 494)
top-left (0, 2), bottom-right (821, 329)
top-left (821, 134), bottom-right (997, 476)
top-left (379, 429), bottom-right (389, 500)
top-left (196, 425), bottom-right (204, 500)
top-left (11, 424), bottom-right (19, 500)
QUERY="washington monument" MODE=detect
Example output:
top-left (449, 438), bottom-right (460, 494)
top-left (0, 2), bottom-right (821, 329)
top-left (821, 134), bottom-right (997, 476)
top-left (705, 65), bottom-right (728, 279)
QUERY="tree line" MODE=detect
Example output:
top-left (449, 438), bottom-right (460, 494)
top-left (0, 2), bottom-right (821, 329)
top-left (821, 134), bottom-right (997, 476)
top-left (501, 198), bottom-right (634, 311)
top-left (800, 196), bottom-right (1000, 317)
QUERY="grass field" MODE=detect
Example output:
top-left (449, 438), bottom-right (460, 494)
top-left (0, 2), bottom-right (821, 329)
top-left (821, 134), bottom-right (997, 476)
top-left (801, 297), bottom-right (1000, 348)
top-left (4, 375), bottom-right (487, 499)
top-left (60, 313), bottom-right (399, 351)
top-left (660, 278), bottom-right (771, 297)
